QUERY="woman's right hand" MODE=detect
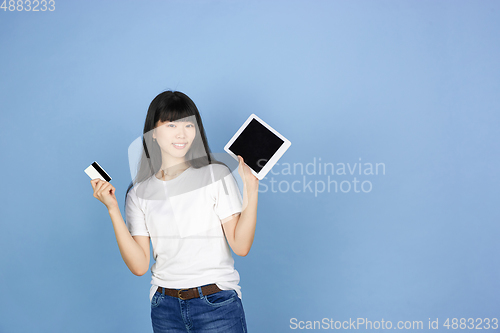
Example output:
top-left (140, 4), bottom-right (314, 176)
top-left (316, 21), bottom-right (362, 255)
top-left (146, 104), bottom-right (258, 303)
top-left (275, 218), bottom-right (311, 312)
top-left (91, 179), bottom-right (119, 210)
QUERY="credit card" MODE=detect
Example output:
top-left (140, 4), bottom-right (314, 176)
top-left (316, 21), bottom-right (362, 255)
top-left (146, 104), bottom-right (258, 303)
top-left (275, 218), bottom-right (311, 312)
top-left (84, 161), bottom-right (112, 182)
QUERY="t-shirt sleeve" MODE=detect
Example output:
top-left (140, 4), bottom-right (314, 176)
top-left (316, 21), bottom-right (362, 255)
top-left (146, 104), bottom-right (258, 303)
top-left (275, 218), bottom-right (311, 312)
top-left (212, 165), bottom-right (243, 221)
top-left (125, 187), bottom-right (150, 237)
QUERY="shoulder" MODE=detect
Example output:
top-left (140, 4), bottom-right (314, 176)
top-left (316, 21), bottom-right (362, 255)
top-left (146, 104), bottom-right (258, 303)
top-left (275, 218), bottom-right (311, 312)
top-left (126, 176), bottom-right (156, 201)
top-left (207, 163), bottom-right (232, 178)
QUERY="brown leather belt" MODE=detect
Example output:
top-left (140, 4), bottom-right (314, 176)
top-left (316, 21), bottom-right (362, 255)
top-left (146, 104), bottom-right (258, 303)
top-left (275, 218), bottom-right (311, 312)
top-left (156, 284), bottom-right (222, 300)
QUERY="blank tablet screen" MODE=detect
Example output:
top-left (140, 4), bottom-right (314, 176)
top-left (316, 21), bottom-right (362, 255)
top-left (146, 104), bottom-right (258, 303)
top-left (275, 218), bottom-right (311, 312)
top-left (228, 118), bottom-right (284, 173)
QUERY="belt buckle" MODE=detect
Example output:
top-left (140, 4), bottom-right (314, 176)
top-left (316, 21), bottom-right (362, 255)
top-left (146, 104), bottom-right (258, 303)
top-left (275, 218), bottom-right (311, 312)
top-left (177, 289), bottom-right (189, 300)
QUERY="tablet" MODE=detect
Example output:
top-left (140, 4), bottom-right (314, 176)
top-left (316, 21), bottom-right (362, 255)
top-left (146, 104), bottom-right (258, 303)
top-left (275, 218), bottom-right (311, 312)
top-left (224, 114), bottom-right (291, 180)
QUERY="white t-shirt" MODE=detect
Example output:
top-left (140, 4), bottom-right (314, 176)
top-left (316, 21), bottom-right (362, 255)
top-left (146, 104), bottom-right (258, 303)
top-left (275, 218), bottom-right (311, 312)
top-left (125, 163), bottom-right (244, 302)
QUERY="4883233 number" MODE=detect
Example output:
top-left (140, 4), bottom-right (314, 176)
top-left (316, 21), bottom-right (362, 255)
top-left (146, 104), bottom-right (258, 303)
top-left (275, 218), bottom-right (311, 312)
top-left (443, 318), bottom-right (499, 330)
top-left (1, 0), bottom-right (55, 11)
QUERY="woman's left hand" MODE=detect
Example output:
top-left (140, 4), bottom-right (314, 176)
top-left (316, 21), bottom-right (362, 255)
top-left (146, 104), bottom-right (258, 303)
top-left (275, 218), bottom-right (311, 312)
top-left (237, 155), bottom-right (259, 191)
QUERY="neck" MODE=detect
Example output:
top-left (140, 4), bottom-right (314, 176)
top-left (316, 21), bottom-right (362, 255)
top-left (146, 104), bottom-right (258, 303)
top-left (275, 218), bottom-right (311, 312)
top-left (160, 159), bottom-right (189, 175)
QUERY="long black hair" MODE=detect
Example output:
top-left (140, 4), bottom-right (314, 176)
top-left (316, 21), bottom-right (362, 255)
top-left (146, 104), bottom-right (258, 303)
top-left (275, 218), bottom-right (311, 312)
top-left (124, 90), bottom-right (231, 209)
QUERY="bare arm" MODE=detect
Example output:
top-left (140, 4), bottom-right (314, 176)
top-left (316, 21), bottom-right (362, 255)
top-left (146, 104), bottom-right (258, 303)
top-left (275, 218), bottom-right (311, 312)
top-left (108, 207), bottom-right (150, 276)
top-left (221, 156), bottom-right (259, 257)
top-left (91, 179), bottom-right (150, 276)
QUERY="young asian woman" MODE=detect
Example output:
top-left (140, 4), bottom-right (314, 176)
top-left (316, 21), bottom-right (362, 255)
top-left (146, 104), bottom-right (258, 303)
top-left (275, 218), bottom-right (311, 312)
top-left (90, 90), bottom-right (258, 333)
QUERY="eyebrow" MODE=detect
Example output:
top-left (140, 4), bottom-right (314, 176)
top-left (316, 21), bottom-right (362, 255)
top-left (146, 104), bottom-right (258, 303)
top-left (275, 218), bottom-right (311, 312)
top-left (167, 120), bottom-right (195, 125)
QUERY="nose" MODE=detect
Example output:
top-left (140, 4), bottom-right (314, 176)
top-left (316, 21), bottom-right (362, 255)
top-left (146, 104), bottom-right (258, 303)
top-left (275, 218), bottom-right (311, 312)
top-left (176, 126), bottom-right (186, 138)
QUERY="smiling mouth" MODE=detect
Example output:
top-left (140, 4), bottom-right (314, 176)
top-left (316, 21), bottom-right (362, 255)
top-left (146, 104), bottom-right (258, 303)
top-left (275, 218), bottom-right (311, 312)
top-left (173, 143), bottom-right (187, 149)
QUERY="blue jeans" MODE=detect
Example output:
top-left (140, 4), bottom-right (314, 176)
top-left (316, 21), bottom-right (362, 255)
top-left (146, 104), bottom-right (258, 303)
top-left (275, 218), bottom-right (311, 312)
top-left (151, 285), bottom-right (248, 333)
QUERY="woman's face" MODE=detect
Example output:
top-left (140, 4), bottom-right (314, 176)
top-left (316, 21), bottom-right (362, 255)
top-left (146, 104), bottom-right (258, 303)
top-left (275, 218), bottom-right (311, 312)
top-left (153, 117), bottom-right (197, 162)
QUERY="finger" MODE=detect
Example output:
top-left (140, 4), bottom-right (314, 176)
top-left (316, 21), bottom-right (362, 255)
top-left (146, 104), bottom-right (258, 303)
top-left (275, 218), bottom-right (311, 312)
top-left (93, 180), bottom-right (103, 193)
top-left (91, 179), bottom-right (106, 190)
top-left (99, 182), bottom-right (112, 195)
top-left (107, 184), bottom-right (115, 195)
top-left (96, 181), bottom-right (111, 196)
top-left (90, 179), bottom-right (100, 189)
top-left (105, 183), bottom-right (115, 194)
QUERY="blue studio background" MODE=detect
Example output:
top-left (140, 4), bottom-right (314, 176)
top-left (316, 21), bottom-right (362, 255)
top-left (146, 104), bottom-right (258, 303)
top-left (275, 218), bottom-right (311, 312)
top-left (1, 1), bottom-right (499, 332)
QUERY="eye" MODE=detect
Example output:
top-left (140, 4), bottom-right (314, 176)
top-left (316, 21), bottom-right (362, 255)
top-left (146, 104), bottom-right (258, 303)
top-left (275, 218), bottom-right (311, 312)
top-left (187, 124), bottom-right (194, 127)
top-left (167, 123), bottom-right (175, 128)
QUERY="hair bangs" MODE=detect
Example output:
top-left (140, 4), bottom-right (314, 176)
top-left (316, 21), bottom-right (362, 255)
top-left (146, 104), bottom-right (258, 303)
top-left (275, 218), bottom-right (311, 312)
top-left (157, 97), bottom-right (196, 124)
